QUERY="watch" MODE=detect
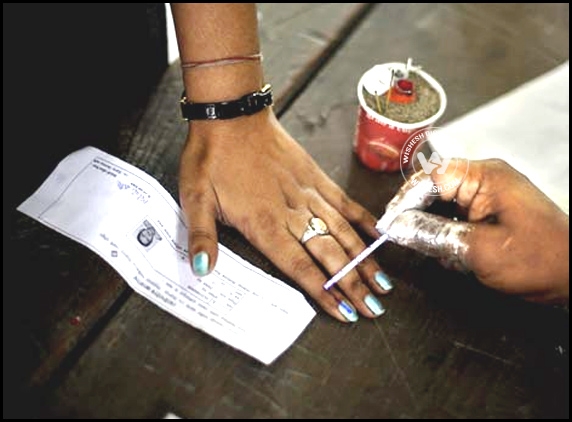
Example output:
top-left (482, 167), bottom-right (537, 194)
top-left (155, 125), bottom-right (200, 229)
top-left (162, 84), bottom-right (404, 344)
top-left (180, 83), bottom-right (273, 121)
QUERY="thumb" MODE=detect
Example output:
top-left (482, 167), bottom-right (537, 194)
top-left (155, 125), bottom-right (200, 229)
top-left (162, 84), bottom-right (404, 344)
top-left (385, 209), bottom-right (475, 270)
top-left (180, 188), bottom-right (219, 277)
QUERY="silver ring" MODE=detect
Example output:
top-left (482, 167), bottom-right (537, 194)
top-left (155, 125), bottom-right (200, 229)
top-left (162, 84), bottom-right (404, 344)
top-left (300, 217), bottom-right (329, 244)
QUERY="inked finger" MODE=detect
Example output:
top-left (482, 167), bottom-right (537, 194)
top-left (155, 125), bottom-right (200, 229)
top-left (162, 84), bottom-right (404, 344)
top-left (309, 200), bottom-right (394, 295)
top-left (179, 185), bottom-right (219, 277)
top-left (292, 214), bottom-right (386, 318)
top-left (254, 225), bottom-right (362, 323)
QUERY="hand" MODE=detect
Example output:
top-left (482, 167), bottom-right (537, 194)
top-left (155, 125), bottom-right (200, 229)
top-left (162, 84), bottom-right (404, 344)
top-left (178, 108), bottom-right (393, 322)
top-left (386, 159), bottom-right (569, 304)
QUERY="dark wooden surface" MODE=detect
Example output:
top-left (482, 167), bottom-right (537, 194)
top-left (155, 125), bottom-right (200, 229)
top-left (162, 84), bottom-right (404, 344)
top-left (5, 3), bottom-right (569, 419)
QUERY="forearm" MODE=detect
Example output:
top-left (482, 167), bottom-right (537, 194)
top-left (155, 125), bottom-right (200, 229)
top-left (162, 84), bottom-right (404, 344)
top-left (170, 3), bottom-right (264, 102)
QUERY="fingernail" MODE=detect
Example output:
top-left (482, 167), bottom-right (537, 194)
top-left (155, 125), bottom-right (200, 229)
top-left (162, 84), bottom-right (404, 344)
top-left (365, 294), bottom-right (386, 317)
top-left (374, 271), bottom-right (393, 291)
top-left (338, 300), bottom-right (359, 322)
top-left (192, 251), bottom-right (209, 276)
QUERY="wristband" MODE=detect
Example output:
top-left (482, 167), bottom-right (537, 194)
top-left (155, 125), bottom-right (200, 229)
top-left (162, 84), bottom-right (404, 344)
top-left (180, 84), bottom-right (273, 121)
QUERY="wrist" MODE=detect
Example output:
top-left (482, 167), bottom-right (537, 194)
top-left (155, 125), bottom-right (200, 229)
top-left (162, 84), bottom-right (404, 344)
top-left (182, 61), bottom-right (264, 103)
top-left (187, 108), bottom-right (280, 152)
top-left (189, 106), bottom-right (274, 135)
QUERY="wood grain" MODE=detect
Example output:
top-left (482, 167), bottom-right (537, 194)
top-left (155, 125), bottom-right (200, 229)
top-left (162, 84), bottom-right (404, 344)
top-left (4, 3), bottom-right (376, 417)
top-left (7, 3), bottom-right (569, 419)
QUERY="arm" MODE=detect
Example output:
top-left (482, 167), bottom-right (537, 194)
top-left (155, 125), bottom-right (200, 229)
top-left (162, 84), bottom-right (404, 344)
top-left (170, 4), bottom-right (392, 322)
top-left (171, 3), bottom-right (263, 102)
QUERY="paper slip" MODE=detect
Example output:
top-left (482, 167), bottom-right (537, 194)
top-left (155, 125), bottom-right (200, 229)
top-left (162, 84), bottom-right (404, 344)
top-left (18, 146), bottom-right (316, 365)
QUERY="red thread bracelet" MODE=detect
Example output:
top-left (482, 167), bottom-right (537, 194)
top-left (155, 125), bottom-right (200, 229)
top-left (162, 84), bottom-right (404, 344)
top-left (181, 53), bottom-right (263, 70)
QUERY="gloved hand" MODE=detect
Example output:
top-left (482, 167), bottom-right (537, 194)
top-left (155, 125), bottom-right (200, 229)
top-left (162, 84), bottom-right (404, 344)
top-left (382, 159), bottom-right (569, 305)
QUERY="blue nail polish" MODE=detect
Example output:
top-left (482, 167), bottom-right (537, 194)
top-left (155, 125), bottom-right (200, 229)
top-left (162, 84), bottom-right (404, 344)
top-left (192, 251), bottom-right (209, 276)
top-left (375, 271), bottom-right (393, 291)
top-left (365, 294), bottom-right (386, 317)
top-left (338, 300), bottom-right (359, 322)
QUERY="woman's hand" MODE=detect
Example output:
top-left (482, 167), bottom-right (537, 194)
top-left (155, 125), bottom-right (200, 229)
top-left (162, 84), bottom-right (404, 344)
top-left (179, 108), bottom-right (393, 322)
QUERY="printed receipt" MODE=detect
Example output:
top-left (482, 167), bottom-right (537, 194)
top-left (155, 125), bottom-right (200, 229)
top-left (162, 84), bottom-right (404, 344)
top-left (18, 146), bottom-right (316, 365)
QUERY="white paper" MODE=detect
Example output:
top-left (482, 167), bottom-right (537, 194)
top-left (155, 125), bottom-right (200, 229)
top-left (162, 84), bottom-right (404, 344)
top-left (17, 146), bottom-right (316, 365)
top-left (362, 65), bottom-right (393, 96)
top-left (431, 61), bottom-right (569, 214)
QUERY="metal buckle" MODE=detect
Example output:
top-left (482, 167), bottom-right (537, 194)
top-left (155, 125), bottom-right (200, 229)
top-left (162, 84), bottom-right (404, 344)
top-left (260, 83), bottom-right (272, 94)
top-left (205, 104), bottom-right (217, 119)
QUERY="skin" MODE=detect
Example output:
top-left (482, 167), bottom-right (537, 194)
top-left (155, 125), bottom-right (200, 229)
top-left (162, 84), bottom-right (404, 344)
top-left (418, 158), bottom-right (569, 304)
top-left (170, 4), bottom-right (391, 323)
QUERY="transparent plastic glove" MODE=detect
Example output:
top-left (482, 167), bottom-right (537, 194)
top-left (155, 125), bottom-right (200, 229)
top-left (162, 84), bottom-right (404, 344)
top-left (384, 159), bottom-right (569, 305)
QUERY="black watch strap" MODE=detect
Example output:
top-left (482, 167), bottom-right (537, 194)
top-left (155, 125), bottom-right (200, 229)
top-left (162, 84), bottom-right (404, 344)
top-left (180, 84), bottom-right (273, 121)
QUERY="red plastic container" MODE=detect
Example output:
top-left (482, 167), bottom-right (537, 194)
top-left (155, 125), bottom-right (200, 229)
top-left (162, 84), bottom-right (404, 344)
top-left (354, 62), bottom-right (447, 172)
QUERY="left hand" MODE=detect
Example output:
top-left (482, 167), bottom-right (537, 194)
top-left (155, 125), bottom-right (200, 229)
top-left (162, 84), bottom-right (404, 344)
top-left (179, 108), bottom-right (393, 322)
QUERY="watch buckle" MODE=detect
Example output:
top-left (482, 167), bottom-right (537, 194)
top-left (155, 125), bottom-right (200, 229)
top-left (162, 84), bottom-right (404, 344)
top-left (244, 83), bottom-right (272, 114)
top-left (205, 104), bottom-right (217, 119)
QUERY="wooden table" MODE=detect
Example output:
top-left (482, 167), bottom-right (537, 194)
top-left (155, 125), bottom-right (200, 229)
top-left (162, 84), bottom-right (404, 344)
top-left (5, 4), bottom-right (569, 418)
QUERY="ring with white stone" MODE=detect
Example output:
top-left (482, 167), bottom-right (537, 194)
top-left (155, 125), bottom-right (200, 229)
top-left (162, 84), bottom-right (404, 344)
top-left (300, 217), bottom-right (330, 244)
